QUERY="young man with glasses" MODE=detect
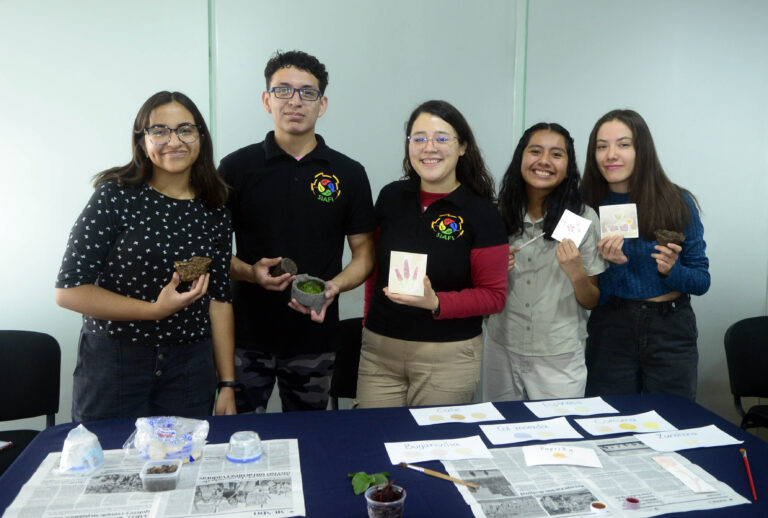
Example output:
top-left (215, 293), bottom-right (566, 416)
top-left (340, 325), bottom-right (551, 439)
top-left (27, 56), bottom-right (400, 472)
top-left (218, 50), bottom-right (376, 413)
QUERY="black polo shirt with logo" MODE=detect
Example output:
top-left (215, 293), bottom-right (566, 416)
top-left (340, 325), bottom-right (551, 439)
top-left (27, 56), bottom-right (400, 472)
top-left (218, 132), bottom-right (375, 354)
top-left (365, 178), bottom-right (507, 342)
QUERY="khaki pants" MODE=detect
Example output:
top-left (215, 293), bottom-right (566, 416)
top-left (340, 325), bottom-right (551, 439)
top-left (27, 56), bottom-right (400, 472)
top-left (355, 328), bottom-right (482, 408)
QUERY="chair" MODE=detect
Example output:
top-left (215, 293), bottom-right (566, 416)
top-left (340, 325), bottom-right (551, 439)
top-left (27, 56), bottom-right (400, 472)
top-left (723, 316), bottom-right (768, 430)
top-left (0, 331), bottom-right (61, 476)
top-left (329, 317), bottom-right (364, 410)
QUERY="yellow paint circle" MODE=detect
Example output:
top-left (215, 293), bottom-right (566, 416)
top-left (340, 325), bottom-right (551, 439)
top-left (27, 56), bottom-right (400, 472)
top-left (596, 425), bottom-right (613, 432)
top-left (642, 422), bottom-right (659, 429)
top-left (619, 423), bottom-right (637, 430)
top-left (428, 414), bottom-right (444, 422)
top-left (470, 412), bottom-right (486, 419)
top-left (552, 452), bottom-right (567, 459)
top-left (451, 414), bottom-right (466, 420)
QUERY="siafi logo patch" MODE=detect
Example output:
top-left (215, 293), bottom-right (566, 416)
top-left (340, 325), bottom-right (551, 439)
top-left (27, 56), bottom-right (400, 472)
top-left (431, 214), bottom-right (464, 241)
top-left (311, 172), bottom-right (341, 203)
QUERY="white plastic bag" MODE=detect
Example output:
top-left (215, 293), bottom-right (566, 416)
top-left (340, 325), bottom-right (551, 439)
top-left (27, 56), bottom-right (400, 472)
top-left (59, 424), bottom-right (104, 474)
top-left (124, 416), bottom-right (209, 462)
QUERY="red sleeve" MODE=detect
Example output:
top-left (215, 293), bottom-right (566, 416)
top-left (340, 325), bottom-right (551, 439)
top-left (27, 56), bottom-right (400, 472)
top-left (435, 243), bottom-right (508, 320)
top-left (363, 227), bottom-right (381, 324)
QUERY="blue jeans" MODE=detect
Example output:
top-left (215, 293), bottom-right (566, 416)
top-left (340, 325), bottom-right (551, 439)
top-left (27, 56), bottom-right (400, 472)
top-left (585, 295), bottom-right (698, 400)
top-left (72, 331), bottom-right (216, 422)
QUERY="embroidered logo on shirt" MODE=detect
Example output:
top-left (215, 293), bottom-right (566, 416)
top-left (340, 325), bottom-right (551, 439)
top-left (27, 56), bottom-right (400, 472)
top-left (310, 172), bottom-right (341, 203)
top-left (431, 214), bottom-right (464, 241)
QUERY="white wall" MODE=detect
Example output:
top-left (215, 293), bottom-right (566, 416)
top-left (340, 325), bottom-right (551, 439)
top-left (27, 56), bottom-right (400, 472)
top-left (211, 0), bottom-right (521, 320)
top-left (0, 0), bottom-right (210, 429)
top-left (1, 0), bottom-right (766, 427)
top-left (523, 0), bottom-right (768, 421)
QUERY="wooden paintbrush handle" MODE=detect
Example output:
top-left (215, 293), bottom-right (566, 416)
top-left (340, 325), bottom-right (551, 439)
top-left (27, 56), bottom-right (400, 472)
top-left (421, 467), bottom-right (479, 489)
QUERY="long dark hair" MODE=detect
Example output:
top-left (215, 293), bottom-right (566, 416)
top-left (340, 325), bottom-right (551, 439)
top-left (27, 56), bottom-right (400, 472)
top-left (499, 123), bottom-right (583, 239)
top-left (402, 100), bottom-right (495, 201)
top-left (93, 91), bottom-right (228, 209)
top-left (582, 109), bottom-right (697, 239)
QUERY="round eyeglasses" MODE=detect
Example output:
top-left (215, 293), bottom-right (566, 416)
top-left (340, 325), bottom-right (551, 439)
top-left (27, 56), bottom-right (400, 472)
top-left (143, 124), bottom-right (201, 145)
top-left (407, 134), bottom-right (459, 148)
top-left (268, 86), bottom-right (323, 101)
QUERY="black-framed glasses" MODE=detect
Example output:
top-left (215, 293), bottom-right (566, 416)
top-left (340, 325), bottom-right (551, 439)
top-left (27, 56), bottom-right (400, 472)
top-left (143, 124), bottom-right (201, 145)
top-left (407, 134), bottom-right (459, 147)
top-left (268, 86), bottom-right (323, 101)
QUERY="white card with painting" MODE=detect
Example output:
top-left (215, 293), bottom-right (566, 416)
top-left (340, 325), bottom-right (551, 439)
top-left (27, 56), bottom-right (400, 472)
top-left (599, 203), bottom-right (639, 239)
top-left (388, 251), bottom-right (428, 296)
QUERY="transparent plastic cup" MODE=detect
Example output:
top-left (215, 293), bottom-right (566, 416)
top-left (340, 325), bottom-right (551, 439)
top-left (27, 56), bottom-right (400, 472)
top-left (364, 484), bottom-right (406, 518)
top-left (226, 431), bottom-right (262, 463)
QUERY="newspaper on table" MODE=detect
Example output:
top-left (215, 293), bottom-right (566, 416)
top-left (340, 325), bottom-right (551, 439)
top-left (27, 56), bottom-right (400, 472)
top-left (2, 439), bottom-right (305, 518)
top-left (441, 436), bottom-right (749, 518)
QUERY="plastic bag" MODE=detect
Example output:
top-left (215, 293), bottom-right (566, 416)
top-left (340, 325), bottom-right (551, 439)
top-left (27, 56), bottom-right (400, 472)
top-left (59, 424), bottom-right (104, 474)
top-left (123, 416), bottom-right (209, 462)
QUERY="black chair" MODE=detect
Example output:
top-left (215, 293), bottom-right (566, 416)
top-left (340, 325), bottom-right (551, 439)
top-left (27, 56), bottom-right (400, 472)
top-left (329, 317), bottom-right (364, 410)
top-left (723, 316), bottom-right (768, 430)
top-left (0, 331), bottom-right (61, 476)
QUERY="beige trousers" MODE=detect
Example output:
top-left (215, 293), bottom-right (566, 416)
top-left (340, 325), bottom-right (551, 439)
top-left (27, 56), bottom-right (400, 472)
top-left (355, 328), bottom-right (482, 408)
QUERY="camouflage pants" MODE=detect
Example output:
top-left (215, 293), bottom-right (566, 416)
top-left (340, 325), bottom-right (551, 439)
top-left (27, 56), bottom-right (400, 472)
top-left (234, 348), bottom-right (335, 413)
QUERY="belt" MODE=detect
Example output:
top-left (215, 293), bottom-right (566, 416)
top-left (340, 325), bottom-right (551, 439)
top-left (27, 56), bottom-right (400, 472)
top-left (607, 294), bottom-right (691, 313)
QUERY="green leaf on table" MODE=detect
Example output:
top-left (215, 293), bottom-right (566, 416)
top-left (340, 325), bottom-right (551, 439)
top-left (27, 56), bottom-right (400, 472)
top-left (347, 471), bottom-right (390, 495)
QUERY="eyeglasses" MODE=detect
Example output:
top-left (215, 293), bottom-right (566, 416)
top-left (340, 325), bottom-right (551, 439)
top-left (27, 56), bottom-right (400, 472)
top-left (143, 124), bottom-right (201, 145)
top-left (268, 86), bottom-right (323, 101)
top-left (407, 134), bottom-right (459, 147)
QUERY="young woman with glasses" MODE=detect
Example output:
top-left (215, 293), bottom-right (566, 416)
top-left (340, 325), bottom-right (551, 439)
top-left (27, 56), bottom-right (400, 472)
top-left (356, 100), bottom-right (508, 408)
top-left (55, 91), bottom-right (236, 421)
top-left (581, 109), bottom-right (710, 400)
top-left (483, 123), bottom-right (605, 402)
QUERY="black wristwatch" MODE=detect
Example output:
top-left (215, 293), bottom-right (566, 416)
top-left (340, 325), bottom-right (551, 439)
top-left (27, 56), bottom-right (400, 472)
top-left (217, 380), bottom-right (238, 389)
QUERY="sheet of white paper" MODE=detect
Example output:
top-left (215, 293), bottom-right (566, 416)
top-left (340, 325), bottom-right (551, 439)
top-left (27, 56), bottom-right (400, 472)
top-left (384, 435), bottom-right (492, 464)
top-left (524, 397), bottom-right (619, 418)
top-left (522, 444), bottom-right (603, 468)
top-left (635, 425), bottom-right (743, 452)
top-left (409, 402), bottom-right (505, 426)
top-left (599, 203), bottom-right (639, 239)
top-left (480, 417), bottom-right (583, 445)
top-left (653, 455), bottom-right (716, 493)
top-left (388, 251), bottom-right (428, 296)
top-left (551, 209), bottom-right (592, 246)
top-left (575, 410), bottom-right (677, 436)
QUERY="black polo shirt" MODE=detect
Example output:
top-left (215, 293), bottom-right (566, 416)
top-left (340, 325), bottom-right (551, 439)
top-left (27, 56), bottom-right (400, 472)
top-left (218, 132), bottom-right (375, 354)
top-left (365, 178), bottom-right (507, 342)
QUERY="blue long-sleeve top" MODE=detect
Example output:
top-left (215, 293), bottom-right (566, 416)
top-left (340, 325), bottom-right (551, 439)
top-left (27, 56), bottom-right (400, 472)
top-left (598, 191), bottom-right (710, 304)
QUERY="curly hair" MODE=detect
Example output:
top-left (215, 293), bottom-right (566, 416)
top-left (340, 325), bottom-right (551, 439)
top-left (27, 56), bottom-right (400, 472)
top-left (402, 100), bottom-right (495, 201)
top-left (499, 123), bottom-right (584, 239)
top-left (93, 91), bottom-right (228, 209)
top-left (264, 50), bottom-right (328, 93)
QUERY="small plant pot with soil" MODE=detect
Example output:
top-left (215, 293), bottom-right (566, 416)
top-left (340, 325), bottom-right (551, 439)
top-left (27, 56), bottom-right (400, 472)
top-left (364, 483), bottom-right (406, 518)
top-left (291, 274), bottom-right (328, 313)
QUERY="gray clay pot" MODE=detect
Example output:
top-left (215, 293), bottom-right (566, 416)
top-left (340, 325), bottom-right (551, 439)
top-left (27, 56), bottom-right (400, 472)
top-left (291, 274), bottom-right (327, 313)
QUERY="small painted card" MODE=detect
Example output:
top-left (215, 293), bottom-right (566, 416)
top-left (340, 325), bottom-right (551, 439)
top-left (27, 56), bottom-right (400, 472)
top-left (522, 444), bottom-right (603, 468)
top-left (388, 251), bottom-right (428, 296)
top-left (599, 203), bottom-right (639, 239)
top-left (524, 397), bottom-right (619, 418)
top-left (635, 425), bottom-right (742, 452)
top-left (551, 209), bottom-right (592, 247)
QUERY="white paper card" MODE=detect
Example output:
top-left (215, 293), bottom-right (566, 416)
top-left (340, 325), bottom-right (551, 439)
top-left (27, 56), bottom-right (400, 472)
top-left (636, 425), bottom-right (743, 452)
top-left (524, 397), bottom-right (619, 418)
top-left (551, 209), bottom-right (592, 247)
top-left (388, 251), bottom-right (428, 296)
top-left (599, 203), bottom-right (639, 238)
top-left (480, 417), bottom-right (583, 445)
top-left (409, 402), bottom-right (504, 426)
top-left (384, 435), bottom-right (492, 464)
top-left (653, 456), bottom-right (716, 493)
top-left (575, 410), bottom-right (677, 436)
top-left (522, 444), bottom-right (603, 468)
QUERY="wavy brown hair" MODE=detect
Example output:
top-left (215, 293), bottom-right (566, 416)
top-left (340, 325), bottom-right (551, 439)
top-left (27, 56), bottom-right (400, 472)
top-left (582, 109), bottom-right (697, 239)
top-left (402, 100), bottom-right (495, 201)
top-left (93, 91), bottom-right (228, 209)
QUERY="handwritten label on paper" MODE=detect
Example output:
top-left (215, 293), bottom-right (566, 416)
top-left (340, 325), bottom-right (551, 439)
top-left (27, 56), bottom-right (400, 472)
top-left (636, 425), bottom-right (742, 452)
top-left (410, 402), bottom-right (505, 426)
top-left (524, 397), bottom-right (619, 418)
top-left (384, 435), bottom-right (492, 464)
top-left (480, 417), bottom-right (583, 445)
top-left (575, 411), bottom-right (677, 436)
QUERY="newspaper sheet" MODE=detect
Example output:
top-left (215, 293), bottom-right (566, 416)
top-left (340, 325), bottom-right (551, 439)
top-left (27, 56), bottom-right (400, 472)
top-left (442, 437), bottom-right (749, 518)
top-left (2, 439), bottom-right (304, 518)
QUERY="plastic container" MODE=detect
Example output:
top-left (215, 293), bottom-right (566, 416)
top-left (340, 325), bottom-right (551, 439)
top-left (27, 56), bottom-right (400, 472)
top-left (140, 459), bottom-right (182, 492)
top-left (226, 431), bottom-right (262, 463)
top-left (364, 484), bottom-right (406, 518)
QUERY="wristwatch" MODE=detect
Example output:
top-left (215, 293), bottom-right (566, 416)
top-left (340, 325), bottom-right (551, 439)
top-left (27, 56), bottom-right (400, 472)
top-left (217, 380), bottom-right (238, 389)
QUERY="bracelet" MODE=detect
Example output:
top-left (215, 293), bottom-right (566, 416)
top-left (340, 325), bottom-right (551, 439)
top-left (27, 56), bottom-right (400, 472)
top-left (217, 380), bottom-right (238, 389)
top-left (432, 299), bottom-right (441, 317)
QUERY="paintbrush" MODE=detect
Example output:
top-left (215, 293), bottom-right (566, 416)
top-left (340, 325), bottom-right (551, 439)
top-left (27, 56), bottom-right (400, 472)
top-left (398, 462), bottom-right (479, 489)
top-left (517, 231), bottom-right (545, 250)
